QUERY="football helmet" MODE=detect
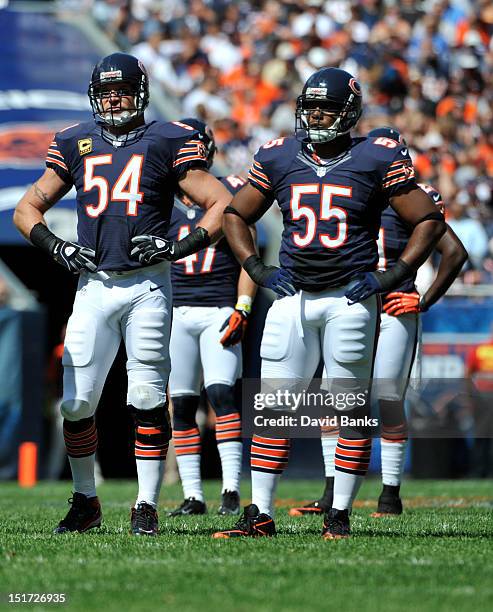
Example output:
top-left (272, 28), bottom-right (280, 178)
top-left (88, 53), bottom-right (149, 127)
top-left (180, 117), bottom-right (216, 168)
top-left (295, 67), bottom-right (363, 143)
top-left (368, 126), bottom-right (407, 146)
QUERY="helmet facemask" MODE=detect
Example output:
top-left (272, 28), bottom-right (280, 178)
top-left (295, 93), bottom-right (362, 144)
top-left (88, 74), bottom-right (149, 127)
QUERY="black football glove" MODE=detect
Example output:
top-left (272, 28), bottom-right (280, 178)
top-left (30, 223), bottom-right (97, 274)
top-left (130, 235), bottom-right (174, 265)
top-left (52, 241), bottom-right (97, 274)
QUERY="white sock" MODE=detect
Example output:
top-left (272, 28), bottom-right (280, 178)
top-left (69, 455), bottom-right (97, 498)
top-left (135, 459), bottom-right (165, 508)
top-left (381, 439), bottom-right (407, 486)
top-left (176, 453), bottom-right (204, 502)
top-left (251, 470), bottom-right (279, 516)
top-left (218, 441), bottom-right (242, 493)
top-left (332, 472), bottom-right (364, 511)
top-left (321, 436), bottom-right (337, 477)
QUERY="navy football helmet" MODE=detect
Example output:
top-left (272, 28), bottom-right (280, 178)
top-left (88, 53), bottom-right (149, 127)
top-left (296, 67), bottom-right (363, 143)
top-left (180, 118), bottom-right (216, 168)
top-left (368, 126), bottom-right (407, 146)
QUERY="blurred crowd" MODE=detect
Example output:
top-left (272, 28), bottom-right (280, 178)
top-left (89, 0), bottom-right (493, 283)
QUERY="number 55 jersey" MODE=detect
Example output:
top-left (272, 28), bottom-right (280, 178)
top-left (45, 120), bottom-right (208, 271)
top-left (248, 136), bottom-right (418, 291)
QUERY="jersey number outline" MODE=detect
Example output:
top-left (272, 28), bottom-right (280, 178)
top-left (84, 154), bottom-right (144, 218)
top-left (176, 225), bottom-right (216, 274)
top-left (290, 183), bottom-right (352, 249)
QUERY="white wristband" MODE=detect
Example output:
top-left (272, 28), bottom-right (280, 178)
top-left (236, 294), bottom-right (253, 313)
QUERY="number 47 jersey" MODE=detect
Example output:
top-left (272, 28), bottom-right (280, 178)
top-left (248, 136), bottom-right (418, 291)
top-left (45, 120), bottom-right (208, 272)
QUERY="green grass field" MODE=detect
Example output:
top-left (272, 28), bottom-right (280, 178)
top-left (1, 479), bottom-right (492, 612)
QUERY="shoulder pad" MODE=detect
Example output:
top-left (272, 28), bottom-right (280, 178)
top-left (255, 136), bottom-right (297, 163)
top-left (364, 136), bottom-right (410, 163)
top-left (55, 121), bottom-right (94, 142)
top-left (157, 121), bottom-right (200, 140)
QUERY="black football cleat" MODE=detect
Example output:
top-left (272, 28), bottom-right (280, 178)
top-left (370, 488), bottom-right (403, 517)
top-left (218, 490), bottom-right (240, 515)
top-left (54, 492), bottom-right (102, 534)
top-left (322, 508), bottom-right (350, 540)
top-left (168, 497), bottom-right (207, 517)
top-left (289, 499), bottom-right (329, 516)
top-left (212, 503), bottom-right (276, 538)
top-left (131, 502), bottom-right (158, 536)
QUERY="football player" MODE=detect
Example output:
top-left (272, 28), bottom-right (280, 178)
top-left (290, 127), bottom-right (467, 518)
top-left (13, 53), bottom-right (232, 536)
top-left (166, 118), bottom-right (256, 517)
top-left (213, 69), bottom-right (446, 540)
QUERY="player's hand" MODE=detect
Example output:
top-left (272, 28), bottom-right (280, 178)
top-left (383, 291), bottom-right (420, 316)
top-left (130, 235), bottom-right (174, 264)
top-left (220, 307), bottom-right (249, 347)
top-left (345, 272), bottom-right (381, 305)
top-left (263, 267), bottom-right (296, 297)
top-left (243, 255), bottom-right (296, 297)
top-left (52, 240), bottom-right (97, 273)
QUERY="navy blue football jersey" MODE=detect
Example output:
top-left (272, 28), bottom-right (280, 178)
top-left (168, 175), bottom-right (246, 307)
top-left (45, 120), bottom-right (208, 271)
top-left (378, 182), bottom-right (444, 293)
top-left (248, 136), bottom-right (418, 291)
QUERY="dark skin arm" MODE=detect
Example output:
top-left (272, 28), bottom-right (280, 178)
top-left (222, 183), bottom-right (268, 265)
top-left (421, 225), bottom-right (468, 310)
top-left (390, 185), bottom-right (446, 270)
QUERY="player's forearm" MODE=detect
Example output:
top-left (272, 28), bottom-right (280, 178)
top-left (13, 197), bottom-right (47, 241)
top-left (237, 268), bottom-right (258, 301)
top-left (399, 220), bottom-right (446, 271)
top-left (421, 235), bottom-right (468, 311)
top-left (196, 196), bottom-right (230, 242)
top-left (223, 212), bottom-right (257, 265)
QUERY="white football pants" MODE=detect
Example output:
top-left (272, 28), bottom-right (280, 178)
top-left (169, 306), bottom-right (242, 397)
top-left (61, 262), bottom-right (172, 420)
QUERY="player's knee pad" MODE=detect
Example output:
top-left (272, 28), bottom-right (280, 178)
top-left (129, 404), bottom-right (172, 460)
top-left (60, 399), bottom-right (94, 421)
top-left (172, 395), bottom-right (200, 431)
top-left (127, 309), bottom-right (170, 364)
top-left (206, 384), bottom-right (236, 418)
top-left (127, 381), bottom-right (167, 411)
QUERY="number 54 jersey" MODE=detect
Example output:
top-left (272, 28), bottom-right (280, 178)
top-left (248, 136), bottom-right (418, 291)
top-left (45, 120), bottom-right (208, 272)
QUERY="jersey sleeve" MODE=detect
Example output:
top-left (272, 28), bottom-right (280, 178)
top-left (171, 137), bottom-right (209, 176)
top-left (45, 134), bottom-right (72, 184)
top-left (248, 149), bottom-right (274, 196)
top-left (380, 145), bottom-right (417, 197)
top-left (418, 183), bottom-right (445, 214)
top-left (220, 174), bottom-right (247, 196)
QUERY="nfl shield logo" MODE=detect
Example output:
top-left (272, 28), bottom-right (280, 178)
top-left (317, 167), bottom-right (327, 177)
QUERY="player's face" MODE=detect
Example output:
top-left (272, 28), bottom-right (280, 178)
top-left (97, 81), bottom-right (136, 116)
top-left (303, 101), bottom-right (339, 129)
